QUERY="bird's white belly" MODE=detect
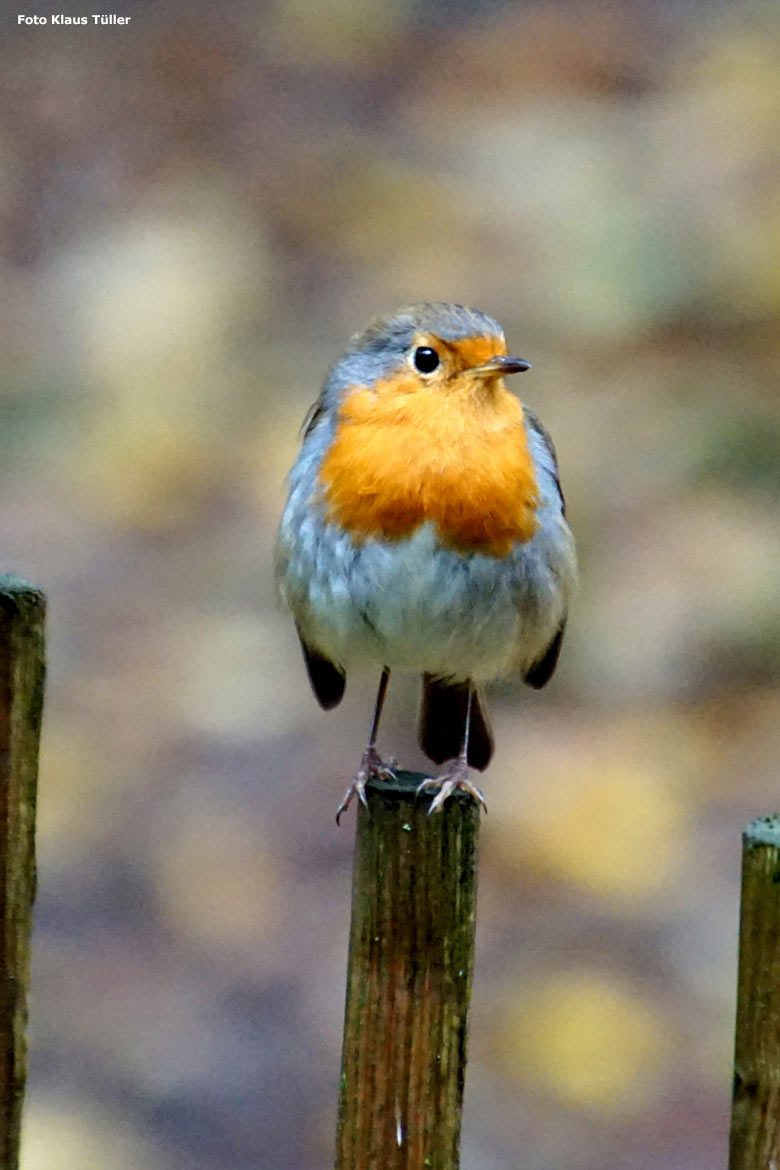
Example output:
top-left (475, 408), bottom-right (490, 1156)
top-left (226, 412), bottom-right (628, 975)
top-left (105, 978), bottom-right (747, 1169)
top-left (288, 522), bottom-right (563, 682)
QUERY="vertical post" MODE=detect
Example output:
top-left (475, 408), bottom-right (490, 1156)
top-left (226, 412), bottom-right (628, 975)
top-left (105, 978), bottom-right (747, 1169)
top-left (335, 770), bottom-right (480, 1170)
top-left (0, 577), bottom-right (45, 1170)
top-left (730, 815), bottom-right (780, 1170)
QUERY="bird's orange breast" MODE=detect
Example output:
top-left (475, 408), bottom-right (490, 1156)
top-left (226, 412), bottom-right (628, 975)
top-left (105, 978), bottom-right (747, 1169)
top-left (317, 371), bottom-right (539, 557)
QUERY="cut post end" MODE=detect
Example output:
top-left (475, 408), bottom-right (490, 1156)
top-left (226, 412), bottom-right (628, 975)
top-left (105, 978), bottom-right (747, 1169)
top-left (743, 814), bottom-right (780, 850)
top-left (363, 767), bottom-right (481, 809)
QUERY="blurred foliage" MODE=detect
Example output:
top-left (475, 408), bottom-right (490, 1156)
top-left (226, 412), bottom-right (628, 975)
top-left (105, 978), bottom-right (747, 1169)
top-left (1, 0), bottom-right (779, 1167)
top-left (498, 971), bottom-right (673, 1114)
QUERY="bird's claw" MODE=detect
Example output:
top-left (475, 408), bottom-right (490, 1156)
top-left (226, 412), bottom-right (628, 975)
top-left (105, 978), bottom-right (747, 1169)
top-left (416, 759), bottom-right (487, 816)
top-left (335, 746), bottom-right (396, 824)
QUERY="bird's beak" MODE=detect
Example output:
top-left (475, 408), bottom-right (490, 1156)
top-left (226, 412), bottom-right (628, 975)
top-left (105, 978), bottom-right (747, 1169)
top-left (470, 355), bottom-right (532, 378)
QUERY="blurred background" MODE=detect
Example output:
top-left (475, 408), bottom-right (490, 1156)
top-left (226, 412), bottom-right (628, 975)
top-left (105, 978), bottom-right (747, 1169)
top-left (2, 0), bottom-right (779, 1166)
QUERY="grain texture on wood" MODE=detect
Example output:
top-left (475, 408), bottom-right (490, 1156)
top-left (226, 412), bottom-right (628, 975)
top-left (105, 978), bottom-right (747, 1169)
top-left (730, 815), bottom-right (780, 1170)
top-left (0, 577), bottom-right (45, 1170)
top-left (335, 770), bottom-right (480, 1170)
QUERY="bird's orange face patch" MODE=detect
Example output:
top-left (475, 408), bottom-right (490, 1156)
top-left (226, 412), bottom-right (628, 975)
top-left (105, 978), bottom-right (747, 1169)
top-left (317, 334), bottom-right (539, 556)
top-left (444, 334), bottom-right (507, 372)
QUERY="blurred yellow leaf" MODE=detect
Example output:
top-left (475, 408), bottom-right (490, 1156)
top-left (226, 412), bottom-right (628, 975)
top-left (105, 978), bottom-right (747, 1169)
top-left (37, 726), bottom-right (118, 863)
top-left (498, 971), bottom-right (672, 1114)
top-left (268, 0), bottom-right (413, 65)
top-left (21, 1099), bottom-right (159, 1170)
top-left (69, 409), bottom-right (221, 531)
top-left (150, 802), bottom-right (281, 961)
top-left (489, 715), bottom-right (690, 904)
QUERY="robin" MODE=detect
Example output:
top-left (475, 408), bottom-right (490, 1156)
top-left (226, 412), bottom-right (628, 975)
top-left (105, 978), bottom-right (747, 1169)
top-left (275, 302), bottom-right (576, 820)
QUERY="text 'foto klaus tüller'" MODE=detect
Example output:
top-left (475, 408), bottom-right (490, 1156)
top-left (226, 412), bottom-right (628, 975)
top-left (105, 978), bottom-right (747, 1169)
top-left (17, 14), bottom-right (132, 24)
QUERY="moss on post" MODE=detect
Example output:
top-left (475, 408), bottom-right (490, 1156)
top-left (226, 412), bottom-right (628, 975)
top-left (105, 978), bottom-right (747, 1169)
top-left (335, 770), bottom-right (480, 1170)
top-left (0, 577), bottom-right (45, 1170)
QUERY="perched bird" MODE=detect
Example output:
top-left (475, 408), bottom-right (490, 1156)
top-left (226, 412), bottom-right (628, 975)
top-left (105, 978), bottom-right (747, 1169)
top-left (275, 302), bottom-right (576, 820)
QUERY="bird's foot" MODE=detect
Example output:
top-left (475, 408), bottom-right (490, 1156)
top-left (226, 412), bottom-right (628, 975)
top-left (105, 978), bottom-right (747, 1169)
top-left (335, 746), bottom-right (396, 825)
top-left (417, 756), bottom-right (488, 816)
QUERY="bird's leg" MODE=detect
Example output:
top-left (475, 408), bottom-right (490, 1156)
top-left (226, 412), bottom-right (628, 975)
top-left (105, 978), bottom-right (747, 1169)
top-left (417, 686), bottom-right (487, 815)
top-left (335, 667), bottom-right (396, 824)
top-left (360, 666), bottom-right (397, 782)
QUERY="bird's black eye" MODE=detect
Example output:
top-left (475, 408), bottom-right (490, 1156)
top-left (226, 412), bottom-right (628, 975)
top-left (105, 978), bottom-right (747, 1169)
top-left (413, 346), bottom-right (440, 374)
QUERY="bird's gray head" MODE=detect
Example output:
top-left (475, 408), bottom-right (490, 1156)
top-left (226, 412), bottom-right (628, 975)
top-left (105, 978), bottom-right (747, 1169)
top-left (321, 302), bottom-right (529, 407)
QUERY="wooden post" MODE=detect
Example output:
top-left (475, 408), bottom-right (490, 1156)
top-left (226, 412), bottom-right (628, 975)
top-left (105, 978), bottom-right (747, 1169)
top-left (335, 770), bottom-right (480, 1170)
top-left (730, 815), bottom-right (780, 1170)
top-left (0, 577), bottom-right (45, 1170)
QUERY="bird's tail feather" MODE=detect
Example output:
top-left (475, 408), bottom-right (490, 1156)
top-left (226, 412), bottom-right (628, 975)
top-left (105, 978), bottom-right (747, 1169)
top-left (418, 675), bottom-right (493, 771)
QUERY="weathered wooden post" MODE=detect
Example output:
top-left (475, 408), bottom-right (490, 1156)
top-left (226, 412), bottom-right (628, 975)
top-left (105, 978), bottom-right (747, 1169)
top-left (335, 770), bottom-right (480, 1170)
top-left (730, 815), bottom-right (780, 1169)
top-left (0, 577), bottom-right (45, 1170)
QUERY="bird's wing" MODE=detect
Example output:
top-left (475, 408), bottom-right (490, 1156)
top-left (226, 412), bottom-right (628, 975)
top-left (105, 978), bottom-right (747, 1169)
top-left (296, 628), bottom-right (346, 710)
top-left (520, 405), bottom-right (569, 688)
top-left (523, 404), bottom-right (566, 515)
top-left (522, 621), bottom-right (566, 689)
top-left (300, 393), bottom-right (326, 441)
